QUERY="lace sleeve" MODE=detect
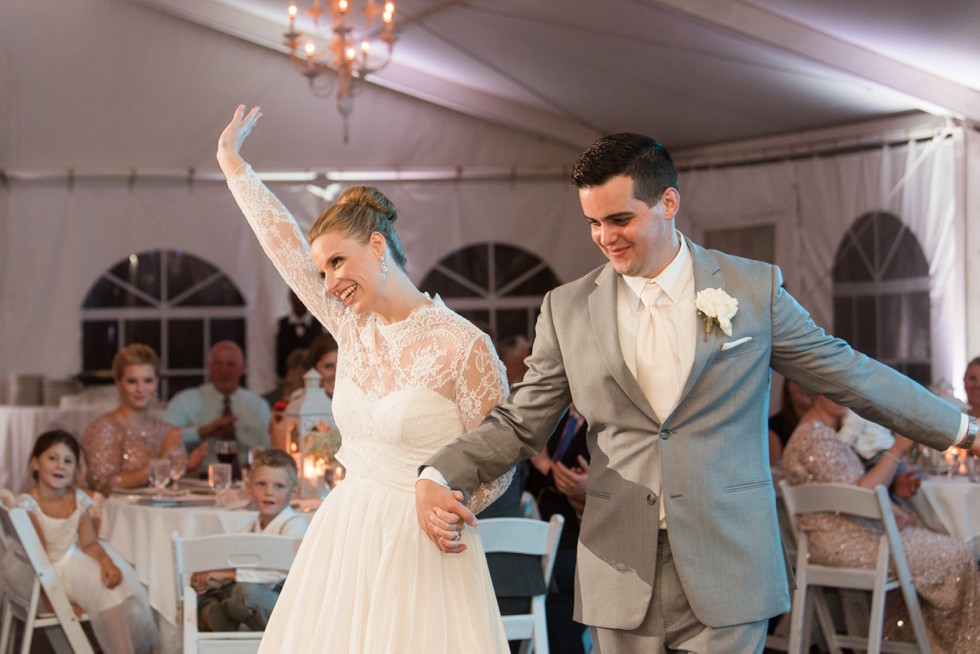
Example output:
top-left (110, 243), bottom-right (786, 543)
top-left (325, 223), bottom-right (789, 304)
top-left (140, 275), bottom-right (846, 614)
top-left (226, 165), bottom-right (344, 334)
top-left (454, 331), bottom-right (514, 513)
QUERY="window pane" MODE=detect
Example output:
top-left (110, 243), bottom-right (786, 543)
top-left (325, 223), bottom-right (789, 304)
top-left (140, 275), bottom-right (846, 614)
top-left (124, 320), bottom-right (161, 354)
top-left (167, 251), bottom-right (219, 301)
top-left (82, 321), bottom-right (119, 372)
top-left (494, 244), bottom-right (541, 291)
top-left (168, 320), bottom-right (205, 369)
top-left (507, 268), bottom-right (561, 296)
top-left (82, 277), bottom-right (152, 308)
top-left (108, 251), bottom-right (162, 301)
top-left (877, 295), bottom-right (902, 360)
top-left (420, 268), bottom-right (482, 298)
top-left (439, 245), bottom-right (489, 291)
top-left (177, 277), bottom-right (245, 307)
top-left (833, 238), bottom-right (872, 282)
top-left (882, 232), bottom-right (930, 280)
top-left (853, 295), bottom-right (877, 356)
top-left (496, 310), bottom-right (532, 343)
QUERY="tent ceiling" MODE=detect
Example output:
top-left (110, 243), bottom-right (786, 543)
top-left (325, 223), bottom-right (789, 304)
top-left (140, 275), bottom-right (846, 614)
top-left (137, 0), bottom-right (980, 151)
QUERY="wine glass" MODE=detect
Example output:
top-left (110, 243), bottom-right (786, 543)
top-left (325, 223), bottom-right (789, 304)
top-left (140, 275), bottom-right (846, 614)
top-left (208, 463), bottom-right (232, 507)
top-left (148, 458), bottom-right (172, 496)
top-left (168, 446), bottom-right (188, 491)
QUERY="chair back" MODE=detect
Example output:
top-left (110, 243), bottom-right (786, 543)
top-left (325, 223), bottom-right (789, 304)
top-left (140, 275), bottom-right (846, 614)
top-left (0, 505), bottom-right (95, 654)
top-left (477, 515), bottom-right (564, 654)
top-left (172, 531), bottom-right (300, 654)
top-left (778, 481), bottom-right (931, 654)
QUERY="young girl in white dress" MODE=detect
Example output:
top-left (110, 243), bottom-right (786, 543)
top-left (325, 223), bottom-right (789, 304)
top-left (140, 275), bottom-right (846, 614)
top-left (217, 105), bottom-right (513, 653)
top-left (18, 430), bottom-right (159, 654)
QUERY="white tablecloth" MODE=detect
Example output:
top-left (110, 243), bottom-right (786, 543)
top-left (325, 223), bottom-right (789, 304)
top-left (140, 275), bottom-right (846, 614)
top-left (910, 476), bottom-right (980, 557)
top-left (0, 405), bottom-right (105, 493)
top-left (99, 496), bottom-right (259, 626)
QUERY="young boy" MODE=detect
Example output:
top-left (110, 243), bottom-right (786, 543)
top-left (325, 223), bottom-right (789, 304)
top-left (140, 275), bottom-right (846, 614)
top-left (191, 448), bottom-right (308, 631)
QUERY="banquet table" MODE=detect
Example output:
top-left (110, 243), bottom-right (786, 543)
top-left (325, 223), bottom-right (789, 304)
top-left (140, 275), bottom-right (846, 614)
top-left (0, 405), bottom-right (105, 493)
top-left (99, 494), bottom-right (259, 626)
top-left (909, 476), bottom-right (980, 557)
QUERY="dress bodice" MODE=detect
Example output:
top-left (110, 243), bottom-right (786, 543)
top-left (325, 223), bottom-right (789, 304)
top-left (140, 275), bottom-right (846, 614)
top-left (81, 414), bottom-right (171, 494)
top-left (18, 489), bottom-right (93, 563)
top-left (228, 166), bottom-right (513, 507)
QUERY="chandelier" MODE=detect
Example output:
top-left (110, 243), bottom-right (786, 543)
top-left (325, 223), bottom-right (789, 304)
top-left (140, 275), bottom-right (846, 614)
top-left (284, 0), bottom-right (396, 142)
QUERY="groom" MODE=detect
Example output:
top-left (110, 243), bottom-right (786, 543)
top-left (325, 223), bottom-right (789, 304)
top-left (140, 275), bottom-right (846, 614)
top-left (416, 133), bottom-right (978, 652)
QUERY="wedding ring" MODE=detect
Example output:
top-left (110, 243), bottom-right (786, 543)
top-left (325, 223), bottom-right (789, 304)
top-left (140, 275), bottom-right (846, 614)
top-left (452, 529), bottom-right (461, 542)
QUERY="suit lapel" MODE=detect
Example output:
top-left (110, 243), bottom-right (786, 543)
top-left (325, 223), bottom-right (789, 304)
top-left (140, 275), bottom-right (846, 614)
top-left (588, 264), bottom-right (657, 421)
top-left (681, 241), bottom-right (724, 400)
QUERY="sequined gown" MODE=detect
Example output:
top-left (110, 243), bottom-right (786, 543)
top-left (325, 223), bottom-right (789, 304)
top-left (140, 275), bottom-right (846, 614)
top-left (81, 414), bottom-right (172, 495)
top-left (17, 489), bottom-right (159, 653)
top-left (782, 420), bottom-right (980, 653)
top-left (228, 165), bottom-right (512, 653)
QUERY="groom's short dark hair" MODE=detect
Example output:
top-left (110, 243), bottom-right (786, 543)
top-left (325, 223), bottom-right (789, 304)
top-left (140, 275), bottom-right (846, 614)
top-left (571, 133), bottom-right (678, 206)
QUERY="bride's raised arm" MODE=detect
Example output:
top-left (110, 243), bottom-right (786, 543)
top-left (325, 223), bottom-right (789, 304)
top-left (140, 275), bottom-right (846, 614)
top-left (217, 105), bottom-right (340, 333)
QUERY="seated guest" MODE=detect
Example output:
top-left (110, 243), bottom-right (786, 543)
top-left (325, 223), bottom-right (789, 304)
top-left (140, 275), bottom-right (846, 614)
top-left (782, 395), bottom-right (980, 652)
top-left (526, 403), bottom-right (590, 654)
top-left (165, 341), bottom-right (271, 472)
top-left (20, 430), bottom-right (159, 653)
top-left (192, 449), bottom-right (308, 631)
top-left (768, 379), bottom-right (812, 466)
top-left (82, 344), bottom-right (204, 495)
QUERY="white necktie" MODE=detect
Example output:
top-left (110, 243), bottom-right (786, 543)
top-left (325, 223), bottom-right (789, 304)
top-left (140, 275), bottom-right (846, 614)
top-left (636, 280), bottom-right (680, 523)
top-left (636, 281), bottom-right (681, 420)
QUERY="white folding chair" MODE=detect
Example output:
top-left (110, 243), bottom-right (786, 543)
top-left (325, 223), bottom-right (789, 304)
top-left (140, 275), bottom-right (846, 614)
top-left (477, 514), bottom-right (564, 654)
top-left (171, 531), bottom-right (300, 654)
top-left (779, 481), bottom-right (932, 654)
top-left (0, 505), bottom-right (95, 654)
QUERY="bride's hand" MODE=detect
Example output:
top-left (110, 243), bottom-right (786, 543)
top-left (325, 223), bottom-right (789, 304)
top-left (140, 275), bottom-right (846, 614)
top-left (216, 104), bottom-right (262, 176)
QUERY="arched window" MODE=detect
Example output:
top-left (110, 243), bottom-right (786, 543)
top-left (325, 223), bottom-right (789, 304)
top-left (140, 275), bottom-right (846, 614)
top-left (832, 212), bottom-right (931, 385)
top-left (420, 242), bottom-right (561, 341)
top-left (81, 250), bottom-right (247, 399)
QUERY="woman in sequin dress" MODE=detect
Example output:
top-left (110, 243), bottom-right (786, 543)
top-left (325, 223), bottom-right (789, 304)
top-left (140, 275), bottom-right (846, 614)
top-left (81, 344), bottom-right (205, 495)
top-left (782, 395), bottom-right (980, 653)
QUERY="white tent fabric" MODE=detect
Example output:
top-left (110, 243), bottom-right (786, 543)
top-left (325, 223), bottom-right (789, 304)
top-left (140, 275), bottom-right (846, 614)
top-left (681, 131), bottom-right (964, 391)
top-left (1, 124), bottom-right (966, 398)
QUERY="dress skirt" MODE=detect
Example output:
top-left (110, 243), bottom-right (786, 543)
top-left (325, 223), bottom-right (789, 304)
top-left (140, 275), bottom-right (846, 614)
top-left (259, 471), bottom-right (509, 653)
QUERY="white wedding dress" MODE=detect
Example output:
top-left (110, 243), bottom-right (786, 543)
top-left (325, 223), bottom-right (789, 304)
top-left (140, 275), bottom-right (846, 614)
top-left (228, 166), bottom-right (512, 653)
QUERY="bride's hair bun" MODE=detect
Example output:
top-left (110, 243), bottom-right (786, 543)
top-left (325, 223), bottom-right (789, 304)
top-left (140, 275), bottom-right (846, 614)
top-left (338, 186), bottom-right (398, 224)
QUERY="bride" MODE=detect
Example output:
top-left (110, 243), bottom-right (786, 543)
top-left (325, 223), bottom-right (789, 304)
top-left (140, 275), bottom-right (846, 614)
top-left (217, 105), bottom-right (513, 653)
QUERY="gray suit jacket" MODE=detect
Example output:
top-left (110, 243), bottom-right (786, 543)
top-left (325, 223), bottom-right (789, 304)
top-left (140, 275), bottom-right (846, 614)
top-left (425, 240), bottom-right (962, 630)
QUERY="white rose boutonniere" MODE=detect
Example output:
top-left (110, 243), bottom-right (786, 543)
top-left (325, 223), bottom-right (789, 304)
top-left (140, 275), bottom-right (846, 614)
top-left (695, 288), bottom-right (738, 340)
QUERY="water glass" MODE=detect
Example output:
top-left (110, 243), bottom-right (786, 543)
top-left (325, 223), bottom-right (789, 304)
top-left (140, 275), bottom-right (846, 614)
top-left (168, 447), bottom-right (188, 490)
top-left (208, 463), bottom-right (233, 507)
top-left (148, 458), bottom-right (172, 495)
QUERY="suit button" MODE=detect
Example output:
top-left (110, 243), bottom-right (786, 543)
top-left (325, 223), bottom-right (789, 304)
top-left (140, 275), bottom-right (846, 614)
top-left (660, 429), bottom-right (671, 440)
top-left (646, 493), bottom-right (657, 505)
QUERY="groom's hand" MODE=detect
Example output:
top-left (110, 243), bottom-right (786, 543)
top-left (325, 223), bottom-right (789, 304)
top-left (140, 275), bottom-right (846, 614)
top-left (416, 479), bottom-right (477, 554)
